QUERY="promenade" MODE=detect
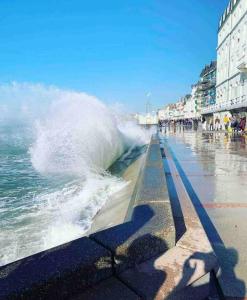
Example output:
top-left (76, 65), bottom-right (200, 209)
top-left (161, 128), bottom-right (247, 298)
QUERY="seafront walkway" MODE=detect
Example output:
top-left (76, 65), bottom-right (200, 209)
top-left (1, 131), bottom-right (247, 299)
top-left (0, 134), bottom-right (219, 300)
top-left (161, 129), bottom-right (247, 298)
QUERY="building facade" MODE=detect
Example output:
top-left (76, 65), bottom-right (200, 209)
top-left (200, 61), bottom-right (217, 108)
top-left (216, 0), bottom-right (247, 113)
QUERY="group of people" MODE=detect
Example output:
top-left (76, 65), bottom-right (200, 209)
top-left (223, 115), bottom-right (246, 133)
top-left (202, 114), bottom-right (246, 133)
top-left (158, 114), bottom-right (247, 134)
top-left (158, 119), bottom-right (199, 130)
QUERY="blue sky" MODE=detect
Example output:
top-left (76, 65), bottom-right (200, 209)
top-left (0, 0), bottom-right (228, 112)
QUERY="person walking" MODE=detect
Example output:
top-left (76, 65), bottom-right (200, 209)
top-left (215, 116), bottom-right (220, 131)
top-left (223, 114), bottom-right (230, 131)
top-left (202, 117), bottom-right (207, 131)
top-left (209, 118), bottom-right (214, 131)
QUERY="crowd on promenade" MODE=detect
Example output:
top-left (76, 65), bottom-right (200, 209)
top-left (158, 115), bottom-right (247, 134)
top-left (201, 115), bottom-right (246, 133)
top-left (158, 119), bottom-right (200, 131)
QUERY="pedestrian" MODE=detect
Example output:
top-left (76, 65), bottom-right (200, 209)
top-left (238, 117), bottom-right (246, 133)
top-left (215, 116), bottom-right (220, 131)
top-left (223, 114), bottom-right (230, 131)
top-left (231, 116), bottom-right (238, 132)
top-left (209, 118), bottom-right (214, 131)
top-left (202, 117), bottom-right (207, 131)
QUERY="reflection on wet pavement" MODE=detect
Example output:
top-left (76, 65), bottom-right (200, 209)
top-left (161, 129), bottom-right (247, 298)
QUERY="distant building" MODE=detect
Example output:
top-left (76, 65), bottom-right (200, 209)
top-left (215, 0), bottom-right (247, 119)
top-left (173, 98), bottom-right (185, 120)
top-left (200, 61), bottom-right (217, 108)
top-left (191, 84), bottom-right (201, 118)
top-left (137, 113), bottom-right (158, 125)
top-left (183, 94), bottom-right (198, 119)
top-left (217, 0), bottom-right (247, 105)
top-left (158, 104), bottom-right (176, 121)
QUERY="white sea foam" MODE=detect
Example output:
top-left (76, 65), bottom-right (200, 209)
top-left (29, 89), bottom-right (126, 176)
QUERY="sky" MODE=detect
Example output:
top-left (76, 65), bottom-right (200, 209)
top-left (0, 0), bottom-right (229, 112)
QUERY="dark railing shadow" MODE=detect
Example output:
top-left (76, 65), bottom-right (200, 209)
top-left (162, 156), bottom-right (186, 242)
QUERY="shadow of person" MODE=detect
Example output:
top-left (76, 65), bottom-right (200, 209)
top-left (120, 245), bottom-right (218, 300)
top-left (166, 251), bottom-right (218, 300)
top-left (166, 247), bottom-right (246, 300)
top-left (92, 204), bottom-right (171, 273)
top-left (118, 234), bottom-right (167, 300)
top-left (215, 247), bottom-right (246, 299)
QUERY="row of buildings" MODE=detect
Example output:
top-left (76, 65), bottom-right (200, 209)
top-left (158, 0), bottom-right (247, 129)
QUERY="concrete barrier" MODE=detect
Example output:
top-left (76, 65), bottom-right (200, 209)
top-left (91, 135), bottom-right (176, 273)
top-left (0, 135), bottom-right (176, 299)
top-left (0, 237), bottom-right (112, 300)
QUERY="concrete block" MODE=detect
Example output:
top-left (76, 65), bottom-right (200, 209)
top-left (136, 135), bottom-right (170, 204)
top-left (136, 165), bottom-right (170, 204)
top-left (91, 203), bottom-right (175, 274)
top-left (0, 237), bottom-right (112, 300)
top-left (73, 277), bottom-right (140, 300)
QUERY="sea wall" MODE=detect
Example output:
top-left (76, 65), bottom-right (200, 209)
top-left (0, 135), bottom-right (176, 299)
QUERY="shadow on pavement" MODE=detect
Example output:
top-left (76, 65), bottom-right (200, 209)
top-left (163, 144), bottom-right (246, 299)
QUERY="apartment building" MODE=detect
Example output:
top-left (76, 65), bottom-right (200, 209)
top-left (216, 0), bottom-right (247, 114)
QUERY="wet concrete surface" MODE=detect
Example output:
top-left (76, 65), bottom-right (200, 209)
top-left (161, 128), bottom-right (247, 298)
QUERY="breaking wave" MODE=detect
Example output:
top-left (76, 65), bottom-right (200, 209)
top-left (0, 82), bottom-right (151, 265)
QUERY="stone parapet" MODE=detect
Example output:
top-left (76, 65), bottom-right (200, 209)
top-left (0, 135), bottom-right (176, 299)
top-left (0, 237), bottom-right (112, 300)
top-left (91, 135), bottom-right (176, 273)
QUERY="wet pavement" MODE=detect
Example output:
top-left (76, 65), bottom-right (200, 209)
top-left (160, 128), bottom-right (247, 298)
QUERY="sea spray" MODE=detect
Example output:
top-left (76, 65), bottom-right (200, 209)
top-left (30, 89), bottom-right (126, 176)
top-left (0, 82), bottom-right (152, 265)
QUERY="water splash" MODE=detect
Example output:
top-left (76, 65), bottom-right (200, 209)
top-left (0, 82), bottom-right (151, 265)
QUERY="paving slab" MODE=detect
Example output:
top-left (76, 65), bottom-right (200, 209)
top-left (207, 207), bottom-right (247, 298)
top-left (187, 174), bottom-right (247, 203)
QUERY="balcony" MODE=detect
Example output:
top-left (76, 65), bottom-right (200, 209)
top-left (201, 95), bottom-right (247, 114)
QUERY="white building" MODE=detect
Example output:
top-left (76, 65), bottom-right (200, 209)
top-left (158, 104), bottom-right (175, 121)
top-left (138, 113), bottom-right (158, 125)
top-left (216, 0), bottom-right (247, 114)
top-left (158, 95), bottom-right (200, 121)
top-left (191, 85), bottom-right (202, 118)
top-left (172, 100), bottom-right (185, 120)
top-left (183, 95), bottom-right (196, 119)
